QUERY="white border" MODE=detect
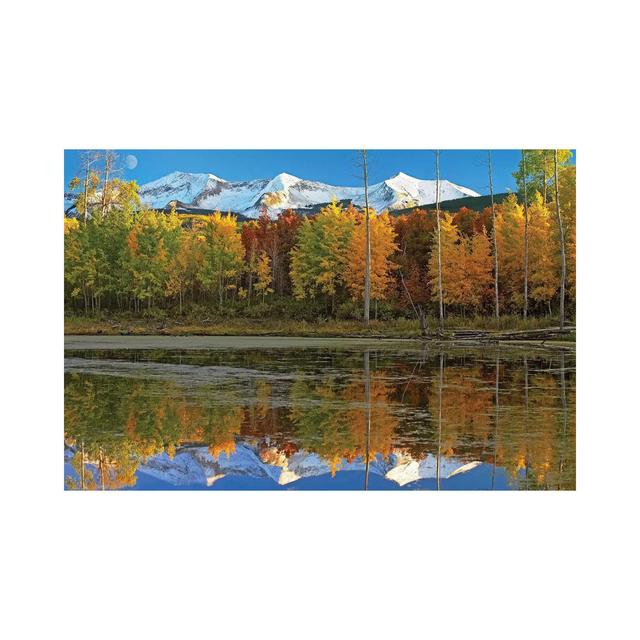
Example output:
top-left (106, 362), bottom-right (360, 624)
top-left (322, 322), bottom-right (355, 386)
top-left (2, 1), bottom-right (638, 638)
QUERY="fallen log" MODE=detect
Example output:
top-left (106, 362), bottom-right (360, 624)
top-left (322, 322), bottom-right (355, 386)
top-left (492, 326), bottom-right (575, 341)
top-left (448, 326), bottom-right (575, 341)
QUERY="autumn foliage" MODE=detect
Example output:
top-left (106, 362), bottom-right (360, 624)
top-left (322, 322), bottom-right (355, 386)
top-left (65, 165), bottom-right (576, 321)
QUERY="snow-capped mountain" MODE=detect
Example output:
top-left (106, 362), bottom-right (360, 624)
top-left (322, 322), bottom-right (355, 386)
top-left (129, 443), bottom-right (481, 488)
top-left (138, 170), bottom-right (480, 218)
top-left (64, 439), bottom-right (485, 489)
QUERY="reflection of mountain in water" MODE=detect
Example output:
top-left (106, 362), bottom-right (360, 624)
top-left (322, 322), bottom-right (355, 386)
top-left (64, 440), bottom-right (482, 489)
top-left (64, 344), bottom-right (576, 490)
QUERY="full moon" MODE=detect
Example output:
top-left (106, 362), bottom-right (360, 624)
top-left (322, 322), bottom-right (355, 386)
top-left (125, 154), bottom-right (138, 170)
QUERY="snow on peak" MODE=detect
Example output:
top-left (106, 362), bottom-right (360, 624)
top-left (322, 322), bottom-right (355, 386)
top-left (380, 173), bottom-right (480, 209)
top-left (138, 168), bottom-right (480, 218)
top-left (384, 453), bottom-right (482, 486)
top-left (144, 171), bottom-right (225, 188)
top-left (384, 172), bottom-right (423, 189)
top-left (125, 442), bottom-right (485, 488)
top-left (265, 172), bottom-right (301, 191)
top-left (388, 171), bottom-right (416, 181)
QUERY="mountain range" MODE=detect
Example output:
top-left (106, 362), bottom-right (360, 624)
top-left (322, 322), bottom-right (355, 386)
top-left (136, 170), bottom-right (481, 218)
top-left (64, 441), bottom-right (484, 490)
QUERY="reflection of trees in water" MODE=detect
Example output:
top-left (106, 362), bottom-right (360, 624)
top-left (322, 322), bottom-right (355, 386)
top-left (364, 350), bottom-right (371, 490)
top-left (287, 377), bottom-right (356, 474)
top-left (287, 364), bottom-right (400, 476)
top-left (491, 356), bottom-right (576, 489)
top-left (242, 379), bottom-right (295, 445)
top-left (438, 362), bottom-right (495, 456)
top-left (437, 352), bottom-right (444, 490)
top-left (64, 374), bottom-right (246, 489)
top-left (66, 440), bottom-right (139, 491)
top-left (492, 354), bottom-right (500, 490)
top-left (396, 352), bottom-right (575, 489)
top-left (64, 350), bottom-right (575, 489)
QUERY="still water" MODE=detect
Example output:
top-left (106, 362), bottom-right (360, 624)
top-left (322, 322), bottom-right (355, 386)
top-left (64, 336), bottom-right (575, 490)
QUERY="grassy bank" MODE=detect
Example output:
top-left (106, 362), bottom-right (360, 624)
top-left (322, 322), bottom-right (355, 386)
top-left (66, 316), bottom-right (419, 337)
top-left (65, 314), bottom-right (574, 340)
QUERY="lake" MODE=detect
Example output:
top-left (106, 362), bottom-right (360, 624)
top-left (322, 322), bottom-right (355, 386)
top-left (64, 336), bottom-right (576, 490)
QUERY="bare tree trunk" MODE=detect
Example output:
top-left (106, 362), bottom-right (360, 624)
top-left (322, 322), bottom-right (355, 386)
top-left (101, 151), bottom-right (111, 217)
top-left (362, 150), bottom-right (371, 325)
top-left (488, 151), bottom-right (499, 319)
top-left (270, 240), bottom-right (279, 297)
top-left (554, 150), bottom-right (566, 329)
top-left (218, 270), bottom-right (224, 310)
top-left (247, 243), bottom-right (255, 307)
top-left (83, 164), bottom-right (89, 225)
top-left (80, 151), bottom-right (98, 223)
top-left (522, 150), bottom-right (529, 319)
top-left (435, 150), bottom-right (444, 331)
top-left (398, 267), bottom-right (419, 321)
top-left (418, 306), bottom-right (428, 337)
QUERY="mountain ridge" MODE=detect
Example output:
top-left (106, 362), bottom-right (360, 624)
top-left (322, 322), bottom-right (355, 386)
top-left (136, 170), bottom-right (481, 218)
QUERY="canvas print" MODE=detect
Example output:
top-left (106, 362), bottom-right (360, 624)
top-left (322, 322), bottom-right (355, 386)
top-left (64, 149), bottom-right (576, 490)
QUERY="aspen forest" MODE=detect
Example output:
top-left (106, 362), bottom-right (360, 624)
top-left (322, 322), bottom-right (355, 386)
top-left (64, 150), bottom-right (575, 332)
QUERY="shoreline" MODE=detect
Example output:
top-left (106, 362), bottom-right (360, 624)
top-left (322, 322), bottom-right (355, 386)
top-left (64, 334), bottom-right (576, 353)
top-left (64, 318), bottom-right (576, 354)
top-left (65, 316), bottom-right (575, 341)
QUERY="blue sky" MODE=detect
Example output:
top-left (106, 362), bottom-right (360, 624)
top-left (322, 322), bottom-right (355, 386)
top-left (64, 149), bottom-right (576, 196)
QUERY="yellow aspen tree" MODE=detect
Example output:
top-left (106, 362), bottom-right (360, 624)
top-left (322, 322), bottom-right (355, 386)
top-left (254, 251), bottom-right (273, 303)
top-left (558, 166), bottom-right (576, 304)
top-left (527, 192), bottom-right (559, 312)
top-left (64, 217), bottom-right (79, 234)
top-left (290, 200), bottom-right (355, 311)
top-left (428, 212), bottom-right (465, 311)
top-left (166, 231), bottom-right (202, 314)
top-left (466, 228), bottom-right (494, 312)
top-left (495, 194), bottom-right (525, 312)
top-left (197, 212), bottom-right (245, 309)
top-left (126, 210), bottom-right (169, 311)
top-left (345, 210), bottom-right (398, 304)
